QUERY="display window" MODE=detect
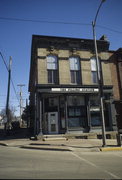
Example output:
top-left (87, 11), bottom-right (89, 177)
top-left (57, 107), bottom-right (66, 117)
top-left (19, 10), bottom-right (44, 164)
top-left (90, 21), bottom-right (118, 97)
top-left (67, 95), bottom-right (86, 128)
top-left (89, 95), bottom-right (101, 126)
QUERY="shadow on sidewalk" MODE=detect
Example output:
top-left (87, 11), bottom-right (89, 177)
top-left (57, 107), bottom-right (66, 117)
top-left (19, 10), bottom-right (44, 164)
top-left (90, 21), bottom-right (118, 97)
top-left (0, 127), bottom-right (31, 140)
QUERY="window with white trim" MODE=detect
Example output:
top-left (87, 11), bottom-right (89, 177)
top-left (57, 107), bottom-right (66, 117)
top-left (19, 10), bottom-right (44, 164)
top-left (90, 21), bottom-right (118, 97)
top-left (47, 55), bottom-right (58, 84)
top-left (90, 57), bottom-right (98, 84)
top-left (69, 56), bottom-right (80, 84)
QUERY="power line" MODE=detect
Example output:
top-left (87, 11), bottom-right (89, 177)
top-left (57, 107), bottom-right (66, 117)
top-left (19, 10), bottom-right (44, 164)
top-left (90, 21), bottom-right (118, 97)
top-left (0, 51), bottom-right (20, 104)
top-left (97, 25), bottom-right (122, 34)
top-left (0, 52), bottom-right (8, 71)
top-left (11, 79), bottom-right (20, 102)
top-left (0, 16), bottom-right (122, 34)
top-left (0, 16), bottom-right (91, 26)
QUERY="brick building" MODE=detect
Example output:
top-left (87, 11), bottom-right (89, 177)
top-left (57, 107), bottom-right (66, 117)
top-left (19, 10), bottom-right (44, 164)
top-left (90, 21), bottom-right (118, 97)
top-left (29, 35), bottom-right (118, 136)
top-left (111, 48), bottom-right (122, 132)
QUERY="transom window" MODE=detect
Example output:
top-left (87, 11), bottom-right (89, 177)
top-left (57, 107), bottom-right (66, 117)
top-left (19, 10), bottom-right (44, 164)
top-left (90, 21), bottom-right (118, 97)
top-left (69, 57), bottom-right (80, 84)
top-left (90, 57), bottom-right (98, 84)
top-left (47, 55), bottom-right (58, 84)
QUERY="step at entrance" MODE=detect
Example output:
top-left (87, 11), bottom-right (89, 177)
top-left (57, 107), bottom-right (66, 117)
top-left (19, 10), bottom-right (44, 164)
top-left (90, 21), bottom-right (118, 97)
top-left (43, 134), bottom-right (67, 141)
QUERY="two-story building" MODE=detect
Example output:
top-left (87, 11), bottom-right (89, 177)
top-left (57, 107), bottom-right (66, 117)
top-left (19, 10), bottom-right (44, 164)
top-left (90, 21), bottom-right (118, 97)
top-left (29, 34), bottom-right (117, 136)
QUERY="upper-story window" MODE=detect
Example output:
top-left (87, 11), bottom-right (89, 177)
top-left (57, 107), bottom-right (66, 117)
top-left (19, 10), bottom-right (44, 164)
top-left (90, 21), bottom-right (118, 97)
top-left (47, 55), bottom-right (58, 84)
top-left (90, 57), bottom-right (98, 84)
top-left (69, 56), bottom-right (80, 84)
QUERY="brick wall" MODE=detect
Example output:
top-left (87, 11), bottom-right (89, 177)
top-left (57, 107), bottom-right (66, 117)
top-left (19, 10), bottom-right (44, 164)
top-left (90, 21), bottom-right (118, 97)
top-left (37, 58), bottom-right (47, 84)
top-left (109, 54), bottom-right (120, 100)
top-left (36, 48), bottom-right (114, 86)
top-left (59, 60), bottom-right (71, 84)
top-left (81, 60), bottom-right (92, 85)
top-left (102, 62), bottom-right (112, 85)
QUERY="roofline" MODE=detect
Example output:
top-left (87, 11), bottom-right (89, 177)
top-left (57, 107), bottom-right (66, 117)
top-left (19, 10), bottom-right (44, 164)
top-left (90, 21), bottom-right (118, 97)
top-left (32, 34), bottom-right (109, 43)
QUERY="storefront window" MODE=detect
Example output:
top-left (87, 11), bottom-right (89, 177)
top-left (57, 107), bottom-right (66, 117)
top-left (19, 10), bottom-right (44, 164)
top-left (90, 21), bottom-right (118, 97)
top-left (68, 117), bottom-right (81, 127)
top-left (60, 96), bottom-right (66, 129)
top-left (67, 96), bottom-right (86, 128)
top-left (67, 96), bottom-right (85, 106)
top-left (68, 107), bottom-right (86, 117)
top-left (89, 95), bottom-right (101, 126)
top-left (90, 112), bottom-right (101, 126)
top-left (69, 108), bottom-right (75, 116)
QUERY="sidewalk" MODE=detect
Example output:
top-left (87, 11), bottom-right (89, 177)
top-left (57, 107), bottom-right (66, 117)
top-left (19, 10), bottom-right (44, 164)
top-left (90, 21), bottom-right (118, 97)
top-left (0, 137), bottom-right (122, 152)
top-left (0, 127), bottom-right (122, 152)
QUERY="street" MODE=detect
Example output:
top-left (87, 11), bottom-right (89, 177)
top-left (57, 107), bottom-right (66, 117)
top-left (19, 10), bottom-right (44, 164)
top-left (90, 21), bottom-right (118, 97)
top-left (0, 146), bottom-right (122, 179)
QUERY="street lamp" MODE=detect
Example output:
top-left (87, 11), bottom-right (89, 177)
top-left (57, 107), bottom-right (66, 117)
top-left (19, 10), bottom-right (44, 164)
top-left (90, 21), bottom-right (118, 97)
top-left (92, 0), bottom-right (106, 147)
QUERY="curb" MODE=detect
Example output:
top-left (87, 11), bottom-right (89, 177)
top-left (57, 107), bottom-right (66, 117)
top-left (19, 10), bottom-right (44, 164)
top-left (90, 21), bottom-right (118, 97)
top-left (20, 145), bottom-right (72, 151)
top-left (0, 142), bottom-right (8, 146)
top-left (100, 146), bottom-right (122, 151)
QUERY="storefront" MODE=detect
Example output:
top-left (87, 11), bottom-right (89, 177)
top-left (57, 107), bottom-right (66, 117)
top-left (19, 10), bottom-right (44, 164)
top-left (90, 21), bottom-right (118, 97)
top-left (36, 86), bottom-right (115, 135)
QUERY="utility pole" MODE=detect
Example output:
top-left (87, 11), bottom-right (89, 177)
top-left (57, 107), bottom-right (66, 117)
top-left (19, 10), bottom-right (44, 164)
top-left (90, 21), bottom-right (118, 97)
top-left (17, 84), bottom-right (25, 127)
top-left (92, 0), bottom-right (106, 146)
top-left (5, 56), bottom-right (12, 133)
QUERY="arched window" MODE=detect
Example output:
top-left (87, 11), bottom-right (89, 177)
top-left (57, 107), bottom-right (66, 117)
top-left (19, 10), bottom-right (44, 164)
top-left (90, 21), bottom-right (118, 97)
top-left (47, 55), bottom-right (58, 84)
top-left (69, 56), bottom-right (81, 84)
top-left (90, 57), bottom-right (98, 84)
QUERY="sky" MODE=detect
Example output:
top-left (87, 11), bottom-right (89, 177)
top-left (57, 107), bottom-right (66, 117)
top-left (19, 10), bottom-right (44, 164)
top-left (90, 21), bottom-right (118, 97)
top-left (0, 0), bottom-right (122, 116)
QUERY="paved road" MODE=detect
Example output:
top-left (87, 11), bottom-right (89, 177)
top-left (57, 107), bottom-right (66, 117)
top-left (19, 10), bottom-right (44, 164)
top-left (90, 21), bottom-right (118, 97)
top-left (0, 146), bottom-right (122, 179)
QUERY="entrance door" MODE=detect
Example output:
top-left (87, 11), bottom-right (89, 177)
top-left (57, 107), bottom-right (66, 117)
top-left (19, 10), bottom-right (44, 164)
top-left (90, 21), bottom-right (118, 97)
top-left (48, 112), bottom-right (58, 134)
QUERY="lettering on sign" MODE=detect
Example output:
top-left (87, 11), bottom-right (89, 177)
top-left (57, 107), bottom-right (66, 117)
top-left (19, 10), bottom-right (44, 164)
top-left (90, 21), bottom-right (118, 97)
top-left (51, 88), bottom-right (99, 93)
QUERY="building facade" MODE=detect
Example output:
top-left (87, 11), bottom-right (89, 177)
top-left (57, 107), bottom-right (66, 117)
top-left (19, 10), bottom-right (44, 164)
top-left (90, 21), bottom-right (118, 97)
top-left (29, 35), bottom-right (117, 135)
top-left (110, 48), bottom-right (122, 132)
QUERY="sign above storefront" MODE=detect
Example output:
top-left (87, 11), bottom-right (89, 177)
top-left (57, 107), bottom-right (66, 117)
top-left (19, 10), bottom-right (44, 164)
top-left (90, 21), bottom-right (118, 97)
top-left (51, 88), bottom-right (99, 93)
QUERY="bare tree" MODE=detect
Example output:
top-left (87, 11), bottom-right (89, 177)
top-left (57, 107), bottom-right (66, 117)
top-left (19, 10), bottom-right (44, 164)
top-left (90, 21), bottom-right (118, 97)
top-left (0, 105), bottom-right (16, 124)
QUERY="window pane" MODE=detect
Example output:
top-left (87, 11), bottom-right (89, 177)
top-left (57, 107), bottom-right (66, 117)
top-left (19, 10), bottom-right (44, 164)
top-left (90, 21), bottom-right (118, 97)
top-left (71, 71), bottom-right (80, 84)
top-left (68, 117), bottom-right (80, 127)
top-left (92, 71), bottom-right (98, 83)
top-left (47, 55), bottom-right (57, 70)
top-left (48, 70), bottom-right (53, 83)
top-left (76, 71), bottom-right (80, 84)
top-left (75, 108), bottom-right (81, 116)
top-left (48, 70), bottom-right (58, 84)
top-left (91, 57), bottom-right (97, 71)
top-left (91, 113), bottom-right (101, 126)
top-left (89, 95), bottom-right (99, 106)
top-left (67, 96), bottom-right (85, 106)
top-left (68, 108), bottom-right (75, 116)
top-left (53, 70), bottom-right (58, 84)
top-left (71, 71), bottom-right (75, 83)
top-left (70, 57), bottom-right (80, 70)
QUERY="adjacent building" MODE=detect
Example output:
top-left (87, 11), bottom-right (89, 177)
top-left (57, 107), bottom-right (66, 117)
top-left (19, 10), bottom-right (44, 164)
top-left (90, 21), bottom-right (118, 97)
top-left (111, 48), bottom-right (122, 132)
top-left (29, 34), bottom-right (119, 136)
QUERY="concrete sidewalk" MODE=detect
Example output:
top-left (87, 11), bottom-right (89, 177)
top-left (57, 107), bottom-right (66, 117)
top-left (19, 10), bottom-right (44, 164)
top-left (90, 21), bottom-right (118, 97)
top-left (0, 137), bottom-right (122, 152)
